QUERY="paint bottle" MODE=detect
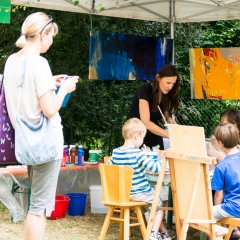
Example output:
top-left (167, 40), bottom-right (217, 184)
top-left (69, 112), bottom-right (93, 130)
top-left (70, 145), bottom-right (77, 165)
top-left (77, 145), bottom-right (84, 166)
top-left (61, 145), bottom-right (69, 167)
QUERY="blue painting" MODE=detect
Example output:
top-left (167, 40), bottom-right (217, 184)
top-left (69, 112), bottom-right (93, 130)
top-left (89, 31), bottom-right (173, 80)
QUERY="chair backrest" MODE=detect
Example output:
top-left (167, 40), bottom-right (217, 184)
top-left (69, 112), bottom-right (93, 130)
top-left (168, 124), bottom-right (207, 157)
top-left (99, 164), bottom-right (134, 203)
top-left (103, 156), bottom-right (111, 164)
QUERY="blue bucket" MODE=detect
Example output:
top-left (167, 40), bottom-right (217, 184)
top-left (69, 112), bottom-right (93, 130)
top-left (66, 193), bottom-right (88, 216)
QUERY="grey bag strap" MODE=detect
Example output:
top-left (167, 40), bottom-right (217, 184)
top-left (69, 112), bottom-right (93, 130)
top-left (1, 60), bottom-right (7, 94)
top-left (16, 58), bottom-right (28, 115)
top-left (0, 74), bottom-right (3, 94)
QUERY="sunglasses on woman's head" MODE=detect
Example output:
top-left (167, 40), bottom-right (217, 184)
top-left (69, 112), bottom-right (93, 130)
top-left (40, 16), bottom-right (53, 34)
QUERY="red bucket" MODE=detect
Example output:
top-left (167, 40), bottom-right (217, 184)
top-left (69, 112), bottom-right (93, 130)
top-left (48, 195), bottom-right (70, 220)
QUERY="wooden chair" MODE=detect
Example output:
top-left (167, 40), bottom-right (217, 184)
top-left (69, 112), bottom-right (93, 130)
top-left (98, 164), bottom-right (148, 240)
top-left (103, 156), bottom-right (111, 164)
top-left (218, 218), bottom-right (240, 240)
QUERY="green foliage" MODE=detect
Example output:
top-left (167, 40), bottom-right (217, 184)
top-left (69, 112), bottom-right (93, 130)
top-left (73, 1), bottom-right (79, 6)
top-left (201, 20), bottom-right (240, 47)
top-left (1, 7), bottom-right (240, 154)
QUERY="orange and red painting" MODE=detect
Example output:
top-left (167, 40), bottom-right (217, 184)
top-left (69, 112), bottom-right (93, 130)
top-left (189, 48), bottom-right (240, 100)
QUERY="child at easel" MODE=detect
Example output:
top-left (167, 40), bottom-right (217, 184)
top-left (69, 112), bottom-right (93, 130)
top-left (211, 123), bottom-right (240, 222)
top-left (208, 110), bottom-right (240, 239)
top-left (108, 118), bottom-right (174, 240)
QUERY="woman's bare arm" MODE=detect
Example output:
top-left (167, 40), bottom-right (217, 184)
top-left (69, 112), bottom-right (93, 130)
top-left (139, 99), bottom-right (168, 138)
top-left (39, 76), bottom-right (78, 118)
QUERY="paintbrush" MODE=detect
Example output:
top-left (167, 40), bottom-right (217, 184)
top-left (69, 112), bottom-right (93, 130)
top-left (157, 106), bottom-right (167, 125)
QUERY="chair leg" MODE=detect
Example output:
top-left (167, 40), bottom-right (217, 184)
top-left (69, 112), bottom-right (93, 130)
top-left (99, 206), bottom-right (115, 240)
top-left (135, 206), bottom-right (147, 239)
top-left (224, 225), bottom-right (234, 240)
top-left (123, 208), bottom-right (130, 240)
top-left (119, 208), bottom-right (124, 240)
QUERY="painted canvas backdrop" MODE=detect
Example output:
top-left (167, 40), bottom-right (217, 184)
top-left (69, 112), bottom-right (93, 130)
top-left (190, 48), bottom-right (240, 100)
top-left (89, 31), bottom-right (173, 80)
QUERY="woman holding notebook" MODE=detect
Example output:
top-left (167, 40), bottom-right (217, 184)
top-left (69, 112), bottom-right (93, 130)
top-left (128, 64), bottom-right (180, 150)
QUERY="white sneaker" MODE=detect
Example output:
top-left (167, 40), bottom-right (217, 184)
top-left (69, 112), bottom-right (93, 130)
top-left (150, 231), bottom-right (162, 240)
top-left (161, 231), bottom-right (173, 240)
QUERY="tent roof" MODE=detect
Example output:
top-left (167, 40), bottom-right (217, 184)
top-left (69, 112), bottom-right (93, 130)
top-left (11, 0), bottom-right (240, 23)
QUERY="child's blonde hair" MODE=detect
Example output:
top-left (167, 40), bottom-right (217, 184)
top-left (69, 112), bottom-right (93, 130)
top-left (122, 118), bottom-right (146, 140)
top-left (214, 123), bottom-right (239, 149)
top-left (16, 12), bottom-right (58, 48)
top-left (207, 135), bottom-right (226, 161)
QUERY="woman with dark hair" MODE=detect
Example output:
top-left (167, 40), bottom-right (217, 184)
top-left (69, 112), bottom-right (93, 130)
top-left (128, 64), bottom-right (180, 150)
top-left (220, 109), bottom-right (240, 134)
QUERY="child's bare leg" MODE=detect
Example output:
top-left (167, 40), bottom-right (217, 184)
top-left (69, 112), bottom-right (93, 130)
top-left (152, 210), bottom-right (164, 232)
top-left (159, 200), bottom-right (168, 232)
top-left (159, 221), bottom-right (168, 233)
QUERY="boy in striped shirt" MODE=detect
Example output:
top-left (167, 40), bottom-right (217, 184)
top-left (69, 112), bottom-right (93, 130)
top-left (108, 118), bottom-right (173, 240)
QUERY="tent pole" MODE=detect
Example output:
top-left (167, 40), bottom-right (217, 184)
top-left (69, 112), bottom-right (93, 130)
top-left (170, 0), bottom-right (176, 122)
top-left (170, 0), bottom-right (175, 65)
top-left (170, 21), bottom-right (174, 64)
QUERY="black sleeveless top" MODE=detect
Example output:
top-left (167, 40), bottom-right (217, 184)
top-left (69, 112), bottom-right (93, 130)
top-left (128, 83), bottom-right (164, 149)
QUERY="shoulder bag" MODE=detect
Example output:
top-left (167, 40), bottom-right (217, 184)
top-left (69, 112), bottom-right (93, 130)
top-left (0, 74), bottom-right (18, 165)
top-left (15, 60), bottom-right (58, 165)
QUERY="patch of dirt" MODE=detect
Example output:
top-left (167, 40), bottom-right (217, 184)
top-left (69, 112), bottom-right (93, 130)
top-left (0, 202), bottom-right (130, 240)
top-left (0, 201), bottom-right (203, 240)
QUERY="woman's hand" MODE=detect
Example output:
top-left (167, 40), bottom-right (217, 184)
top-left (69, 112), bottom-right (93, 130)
top-left (167, 117), bottom-right (176, 124)
top-left (52, 74), bottom-right (68, 87)
top-left (164, 130), bottom-right (169, 138)
top-left (39, 76), bottom-right (79, 118)
top-left (61, 76), bottom-right (79, 93)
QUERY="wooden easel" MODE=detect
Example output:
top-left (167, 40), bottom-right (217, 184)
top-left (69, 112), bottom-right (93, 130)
top-left (145, 124), bottom-right (228, 240)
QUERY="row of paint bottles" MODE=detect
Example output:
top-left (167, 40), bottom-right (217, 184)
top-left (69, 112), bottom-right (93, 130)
top-left (61, 145), bottom-right (84, 167)
top-left (61, 145), bottom-right (69, 166)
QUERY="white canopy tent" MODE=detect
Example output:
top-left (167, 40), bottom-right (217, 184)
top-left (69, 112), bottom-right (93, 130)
top-left (11, 0), bottom-right (240, 64)
top-left (11, 0), bottom-right (240, 51)
top-left (11, 0), bottom-right (240, 23)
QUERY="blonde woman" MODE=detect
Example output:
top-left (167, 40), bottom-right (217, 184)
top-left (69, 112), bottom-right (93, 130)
top-left (4, 12), bottom-right (78, 240)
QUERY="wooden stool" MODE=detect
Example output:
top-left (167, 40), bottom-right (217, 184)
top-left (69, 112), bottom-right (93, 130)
top-left (218, 218), bottom-right (240, 240)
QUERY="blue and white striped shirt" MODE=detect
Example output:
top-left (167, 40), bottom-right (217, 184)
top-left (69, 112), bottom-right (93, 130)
top-left (108, 147), bottom-right (162, 195)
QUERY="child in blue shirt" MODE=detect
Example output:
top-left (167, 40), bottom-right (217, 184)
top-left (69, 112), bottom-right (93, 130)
top-left (108, 118), bottom-right (173, 240)
top-left (211, 123), bottom-right (240, 220)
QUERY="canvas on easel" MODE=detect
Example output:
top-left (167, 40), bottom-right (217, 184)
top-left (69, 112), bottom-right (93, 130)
top-left (167, 124), bottom-right (207, 157)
